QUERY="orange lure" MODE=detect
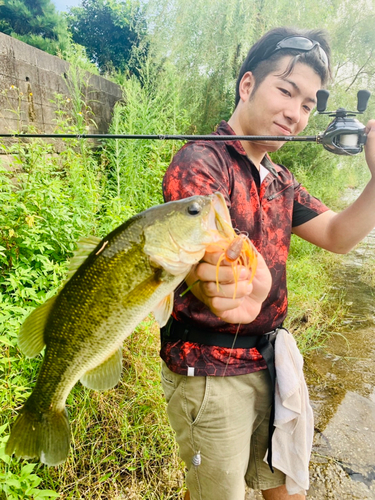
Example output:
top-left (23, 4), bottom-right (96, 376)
top-left (214, 233), bottom-right (258, 299)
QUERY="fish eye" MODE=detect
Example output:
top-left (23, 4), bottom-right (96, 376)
top-left (187, 202), bottom-right (202, 216)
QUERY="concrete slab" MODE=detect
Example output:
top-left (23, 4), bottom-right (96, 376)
top-left (0, 32), bottom-right (122, 148)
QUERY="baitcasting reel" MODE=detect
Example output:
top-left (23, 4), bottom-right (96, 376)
top-left (316, 89), bottom-right (371, 155)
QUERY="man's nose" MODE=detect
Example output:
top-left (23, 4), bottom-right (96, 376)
top-left (284, 100), bottom-right (301, 124)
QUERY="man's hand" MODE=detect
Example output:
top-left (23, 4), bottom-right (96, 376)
top-left (185, 250), bottom-right (272, 324)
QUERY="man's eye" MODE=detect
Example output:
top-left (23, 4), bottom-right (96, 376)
top-left (279, 88), bottom-right (291, 97)
top-left (303, 105), bottom-right (312, 113)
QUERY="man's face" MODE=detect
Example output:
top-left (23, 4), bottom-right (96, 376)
top-left (238, 56), bottom-right (322, 154)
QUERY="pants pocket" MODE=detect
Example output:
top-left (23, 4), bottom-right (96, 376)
top-left (160, 361), bottom-right (180, 403)
top-left (182, 374), bottom-right (210, 426)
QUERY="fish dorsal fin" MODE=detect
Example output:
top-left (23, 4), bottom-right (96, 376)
top-left (66, 235), bottom-right (102, 281)
top-left (18, 295), bottom-right (57, 357)
top-left (80, 346), bottom-right (123, 391)
top-left (153, 292), bottom-right (174, 328)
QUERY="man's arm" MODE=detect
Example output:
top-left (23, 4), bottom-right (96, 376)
top-left (293, 120), bottom-right (375, 253)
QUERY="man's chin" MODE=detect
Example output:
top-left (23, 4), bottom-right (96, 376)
top-left (256, 139), bottom-right (286, 152)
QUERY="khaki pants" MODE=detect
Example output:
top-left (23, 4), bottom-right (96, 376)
top-left (161, 361), bottom-right (285, 500)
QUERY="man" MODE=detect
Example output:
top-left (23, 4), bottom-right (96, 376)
top-left (160, 26), bottom-right (375, 500)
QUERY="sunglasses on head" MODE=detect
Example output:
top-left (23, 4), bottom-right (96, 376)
top-left (271, 36), bottom-right (329, 67)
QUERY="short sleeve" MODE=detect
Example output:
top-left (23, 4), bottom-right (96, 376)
top-left (292, 180), bottom-right (330, 227)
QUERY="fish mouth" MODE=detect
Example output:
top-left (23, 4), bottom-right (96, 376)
top-left (208, 192), bottom-right (234, 244)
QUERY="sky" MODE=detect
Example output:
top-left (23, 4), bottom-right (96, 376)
top-left (52, 0), bottom-right (82, 11)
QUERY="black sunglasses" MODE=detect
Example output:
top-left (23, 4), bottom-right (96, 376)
top-left (271, 36), bottom-right (329, 67)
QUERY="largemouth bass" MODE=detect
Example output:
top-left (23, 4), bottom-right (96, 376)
top-left (6, 193), bottom-right (232, 466)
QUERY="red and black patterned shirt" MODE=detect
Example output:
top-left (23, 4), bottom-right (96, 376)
top-left (161, 121), bottom-right (329, 376)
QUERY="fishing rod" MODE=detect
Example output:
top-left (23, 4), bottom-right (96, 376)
top-left (0, 90), bottom-right (371, 156)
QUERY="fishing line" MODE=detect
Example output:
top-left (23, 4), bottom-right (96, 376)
top-left (223, 322), bottom-right (241, 377)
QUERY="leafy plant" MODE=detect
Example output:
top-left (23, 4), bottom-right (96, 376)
top-left (0, 425), bottom-right (60, 499)
top-left (100, 58), bottom-right (189, 232)
top-left (0, 0), bottom-right (69, 55)
top-left (66, 0), bottom-right (148, 74)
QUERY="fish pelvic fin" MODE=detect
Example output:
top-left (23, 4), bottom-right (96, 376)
top-left (153, 291), bottom-right (174, 327)
top-left (5, 404), bottom-right (70, 466)
top-left (18, 295), bottom-right (57, 357)
top-left (80, 346), bottom-right (123, 391)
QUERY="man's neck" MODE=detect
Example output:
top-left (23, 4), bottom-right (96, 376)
top-left (227, 116), bottom-right (263, 170)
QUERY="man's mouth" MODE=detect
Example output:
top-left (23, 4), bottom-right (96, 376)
top-left (274, 123), bottom-right (292, 135)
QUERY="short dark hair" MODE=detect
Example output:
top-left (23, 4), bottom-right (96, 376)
top-left (235, 27), bottom-right (332, 107)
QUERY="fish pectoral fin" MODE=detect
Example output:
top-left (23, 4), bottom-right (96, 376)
top-left (80, 347), bottom-right (123, 391)
top-left (18, 295), bottom-right (57, 357)
top-left (152, 292), bottom-right (174, 328)
top-left (65, 235), bottom-right (102, 281)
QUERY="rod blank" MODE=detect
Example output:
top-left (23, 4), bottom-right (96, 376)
top-left (0, 133), bottom-right (318, 142)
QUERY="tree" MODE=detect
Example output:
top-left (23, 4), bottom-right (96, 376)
top-left (66, 0), bottom-right (147, 74)
top-left (144, 0), bottom-right (375, 135)
top-left (0, 0), bottom-right (69, 55)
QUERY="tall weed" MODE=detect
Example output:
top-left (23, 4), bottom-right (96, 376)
top-left (1, 59), bottom-right (188, 499)
top-left (100, 60), bottom-right (189, 233)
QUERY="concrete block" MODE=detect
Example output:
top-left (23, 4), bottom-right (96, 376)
top-left (0, 32), bottom-right (122, 152)
top-left (11, 39), bottom-right (38, 67)
top-left (16, 62), bottom-right (40, 86)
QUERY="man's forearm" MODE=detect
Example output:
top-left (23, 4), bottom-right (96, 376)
top-left (327, 176), bottom-right (375, 253)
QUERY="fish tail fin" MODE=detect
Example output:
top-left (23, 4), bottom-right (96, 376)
top-left (5, 404), bottom-right (71, 466)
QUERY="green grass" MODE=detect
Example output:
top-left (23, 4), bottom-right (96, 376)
top-left (0, 64), bottom-right (189, 499)
top-left (0, 319), bottom-right (185, 499)
top-left (285, 236), bottom-right (348, 353)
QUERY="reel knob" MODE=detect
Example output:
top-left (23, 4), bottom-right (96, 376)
top-left (357, 90), bottom-right (371, 113)
top-left (316, 89), bottom-right (330, 113)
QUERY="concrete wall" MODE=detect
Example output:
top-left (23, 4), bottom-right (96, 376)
top-left (0, 32), bottom-right (122, 149)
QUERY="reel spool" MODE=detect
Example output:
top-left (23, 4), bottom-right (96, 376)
top-left (316, 90), bottom-right (371, 155)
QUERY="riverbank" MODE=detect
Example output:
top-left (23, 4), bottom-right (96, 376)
top-left (307, 230), bottom-right (375, 499)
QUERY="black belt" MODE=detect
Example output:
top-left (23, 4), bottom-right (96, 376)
top-left (160, 316), bottom-right (279, 348)
top-left (160, 317), bottom-right (280, 473)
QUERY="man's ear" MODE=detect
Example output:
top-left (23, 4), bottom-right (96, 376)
top-left (238, 72), bottom-right (255, 101)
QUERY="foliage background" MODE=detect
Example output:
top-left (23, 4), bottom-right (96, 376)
top-left (1, 0), bottom-right (375, 498)
top-left (0, 0), bottom-right (69, 55)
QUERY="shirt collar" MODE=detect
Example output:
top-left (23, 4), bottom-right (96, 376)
top-left (215, 120), bottom-right (282, 177)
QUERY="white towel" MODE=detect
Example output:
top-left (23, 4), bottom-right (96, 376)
top-left (264, 328), bottom-right (314, 496)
